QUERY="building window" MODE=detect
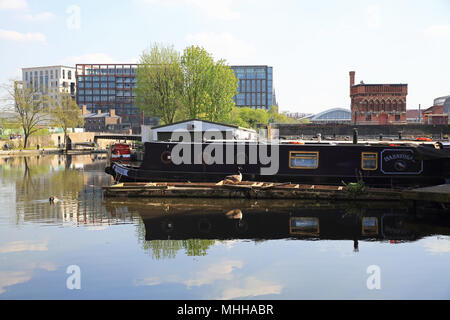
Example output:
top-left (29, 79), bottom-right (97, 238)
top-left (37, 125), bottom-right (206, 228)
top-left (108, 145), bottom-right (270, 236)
top-left (68, 71), bottom-right (72, 80)
top-left (289, 151), bottom-right (319, 169)
top-left (395, 115), bottom-right (400, 121)
top-left (366, 114), bottom-right (372, 121)
top-left (62, 70), bottom-right (65, 79)
top-left (361, 152), bottom-right (378, 171)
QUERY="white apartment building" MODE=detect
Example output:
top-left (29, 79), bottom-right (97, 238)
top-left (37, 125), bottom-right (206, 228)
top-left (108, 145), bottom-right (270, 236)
top-left (22, 65), bottom-right (76, 99)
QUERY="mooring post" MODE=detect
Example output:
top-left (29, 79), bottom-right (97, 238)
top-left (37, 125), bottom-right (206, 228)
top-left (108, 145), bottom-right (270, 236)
top-left (379, 133), bottom-right (383, 141)
top-left (398, 131), bottom-right (402, 140)
top-left (353, 128), bottom-right (358, 144)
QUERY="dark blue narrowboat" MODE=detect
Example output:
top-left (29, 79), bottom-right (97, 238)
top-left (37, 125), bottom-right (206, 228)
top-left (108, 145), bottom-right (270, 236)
top-left (105, 140), bottom-right (450, 188)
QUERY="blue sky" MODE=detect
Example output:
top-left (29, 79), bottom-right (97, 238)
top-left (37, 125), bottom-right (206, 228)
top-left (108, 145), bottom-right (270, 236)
top-left (0, 0), bottom-right (449, 113)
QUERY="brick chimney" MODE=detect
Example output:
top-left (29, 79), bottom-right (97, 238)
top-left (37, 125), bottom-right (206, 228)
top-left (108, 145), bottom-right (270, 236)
top-left (82, 105), bottom-right (89, 115)
top-left (349, 71), bottom-right (355, 88)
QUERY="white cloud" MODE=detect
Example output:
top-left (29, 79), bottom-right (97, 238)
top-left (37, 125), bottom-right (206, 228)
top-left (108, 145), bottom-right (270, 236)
top-left (0, 262), bottom-right (57, 294)
top-left (184, 260), bottom-right (243, 287)
top-left (0, 271), bottom-right (31, 294)
top-left (0, 240), bottom-right (48, 254)
top-left (0, 0), bottom-right (28, 10)
top-left (423, 237), bottom-right (450, 254)
top-left (219, 276), bottom-right (283, 300)
top-left (21, 12), bottom-right (55, 22)
top-left (185, 32), bottom-right (255, 63)
top-left (424, 25), bottom-right (450, 38)
top-left (0, 29), bottom-right (46, 44)
top-left (134, 277), bottom-right (162, 286)
top-left (31, 262), bottom-right (58, 272)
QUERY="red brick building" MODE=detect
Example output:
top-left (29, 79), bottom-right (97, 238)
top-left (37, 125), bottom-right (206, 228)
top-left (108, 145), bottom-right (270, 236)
top-left (421, 95), bottom-right (450, 124)
top-left (422, 106), bottom-right (448, 125)
top-left (349, 71), bottom-right (408, 125)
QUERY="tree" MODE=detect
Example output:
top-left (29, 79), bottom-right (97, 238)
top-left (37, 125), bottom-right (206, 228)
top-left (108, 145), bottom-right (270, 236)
top-left (181, 46), bottom-right (238, 122)
top-left (229, 107), bottom-right (269, 129)
top-left (1, 81), bottom-right (48, 149)
top-left (268, 106), bottom-right (300, 124)
top-left (181, 45), bottom-right (214, 119)
top-left (135, 43), bottom-right (184, 125)
top-left (228, 106), bottom-right (300, 130)
top-left (49, 91), bottom-right (84, 149)
top-left (204, 60), bottom-right (238, 123)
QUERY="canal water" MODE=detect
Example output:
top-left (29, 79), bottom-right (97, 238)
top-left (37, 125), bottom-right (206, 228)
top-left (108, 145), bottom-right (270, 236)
top-left (0, 154), bottom-right (449, 300)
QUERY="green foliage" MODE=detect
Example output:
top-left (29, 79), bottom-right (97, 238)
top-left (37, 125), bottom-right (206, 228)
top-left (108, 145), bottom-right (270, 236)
top-left (181, 45), bottom-right (214, 120)
top-left (228, 106), bottom-right (300, 129)
top-left (135, 44), bottom-right (238, 125)
top-left (137, 218), bottom-right (216, 260)
top-left (135, 43), bottom-right (184, 125)
top-left (342, 180), bottom-right (366, 194)
top-left (48, 91), bottom-right (84, 144)
top-left (268, 106), bottom-right (300, 124)
top-left (181, 45), bottom-right (238, 122)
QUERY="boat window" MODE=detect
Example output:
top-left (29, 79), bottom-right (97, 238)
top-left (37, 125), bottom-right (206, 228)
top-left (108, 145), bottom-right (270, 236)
top-left (290, 217), bottom-right (320, 236)
top-left (361, 152), bottom-right (378, 170)
top-left (289, 151), bottom-right (319, 169)
top-left (362, 217), bottom-right (378, 235)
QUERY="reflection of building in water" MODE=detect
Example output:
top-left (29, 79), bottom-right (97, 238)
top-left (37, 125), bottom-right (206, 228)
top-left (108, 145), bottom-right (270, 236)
top-left (19, 181), bottom-right (135, 227)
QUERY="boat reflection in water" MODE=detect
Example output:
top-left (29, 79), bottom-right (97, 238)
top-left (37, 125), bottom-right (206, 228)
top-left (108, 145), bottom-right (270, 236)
top-left (105, 199), bottom-right (450, 251)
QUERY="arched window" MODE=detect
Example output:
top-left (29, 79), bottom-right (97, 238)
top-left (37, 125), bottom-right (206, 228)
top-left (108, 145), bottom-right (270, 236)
top-left (363, 100), bottom-right (368, 112)
top-left (386, 100), bottom-right (391, 112)
top-left (381, 100), bottom-right (386, 112)
top-left (392, 100), bottom-right (398, 112)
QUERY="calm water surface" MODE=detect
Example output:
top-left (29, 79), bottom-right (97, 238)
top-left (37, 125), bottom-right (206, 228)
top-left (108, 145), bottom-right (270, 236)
top-left (0, 154), bottom-right (449, 300)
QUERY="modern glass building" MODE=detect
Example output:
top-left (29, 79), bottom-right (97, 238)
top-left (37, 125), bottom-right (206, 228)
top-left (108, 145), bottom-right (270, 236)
top-left (76, 64), bottom-right (276, 131)
top-left (231, 65), bottom-right (277, 110)
top-left (75, 64), bottom-right (157, 133)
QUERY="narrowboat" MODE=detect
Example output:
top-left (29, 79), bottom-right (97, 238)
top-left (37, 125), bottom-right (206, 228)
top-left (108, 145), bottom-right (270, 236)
top-left (109, 143), bottom-right (131, 162)
top-left (104, 140), bottom-right (450, 187)
top-left (108, 199), bottom-right (450, 242)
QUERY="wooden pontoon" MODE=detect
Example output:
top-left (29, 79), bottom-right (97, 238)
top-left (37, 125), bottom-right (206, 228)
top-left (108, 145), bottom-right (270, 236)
top-left (103, 180), bottom-right (402, 201)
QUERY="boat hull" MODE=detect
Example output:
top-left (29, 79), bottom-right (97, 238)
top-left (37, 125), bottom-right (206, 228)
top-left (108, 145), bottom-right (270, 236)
top-left (104, 141), bottom-right (450, 188)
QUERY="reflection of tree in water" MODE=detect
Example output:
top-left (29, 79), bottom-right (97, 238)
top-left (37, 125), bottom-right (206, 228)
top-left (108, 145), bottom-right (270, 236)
top-left (0, 156), bottom-right (85, 224)
top-left (136, 217), bottom-right (215, 260)
top-left (17, 157), bottom-right (83, 201)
